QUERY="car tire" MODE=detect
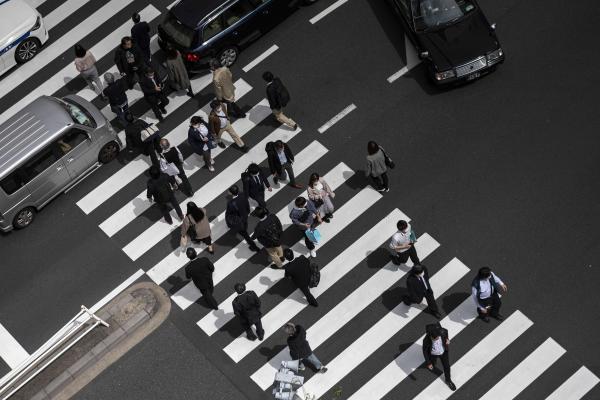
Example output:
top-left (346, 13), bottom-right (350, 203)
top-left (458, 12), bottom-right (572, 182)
top-left (13, 207), bottom-right (35, 229)
top-left (98, 141), bottom-right (119, 164)
top-left (218, 46), bottom-right (239, 68)
top-left (15, 38), bottom-right (41, 64)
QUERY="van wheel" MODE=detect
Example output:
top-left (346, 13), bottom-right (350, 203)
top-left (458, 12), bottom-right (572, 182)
top-left (98, 141), bottom-right (119, 163)
top-left (13, 207), bottom-right (35, 229)
top-left (15, 38), bottom-right (41, 64)
top-left (218, 46), bottom-right (238, 67)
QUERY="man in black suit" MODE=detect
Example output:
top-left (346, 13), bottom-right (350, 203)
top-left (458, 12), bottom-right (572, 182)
top-left (232, 283), bottom-right (264, 341)
top-left (283, 249), bottom-right (318, 307)
top-left (185, 248), bottom-right (217, 310)
top-left (403, 264), bottom-right (441, 319)
top-left (225, 185), bottom-right (260, 252)
top-left (114, 36), bottom-right (145, 89)
top-left (131, 12), bottom-right (151, 64)
top-left (146, 165), bottom-right (183, 225)
top-left (242, 163), bottom-right (271, 210)
top-left (422, 323), bottom-right (456, 391)
top-left (265, 140), bottom-right (303, 189)
top-left (140, 67), bottom-right (169, 122)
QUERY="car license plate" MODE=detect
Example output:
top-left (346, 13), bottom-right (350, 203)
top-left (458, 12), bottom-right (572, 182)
top-left (467, 72), bottom-right (481, 81)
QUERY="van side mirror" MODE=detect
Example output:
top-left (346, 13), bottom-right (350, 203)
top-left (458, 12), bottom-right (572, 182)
top-left (419, 51), bottom-right (430, 59)
top-left (491, 23), bottom-right (496, 30)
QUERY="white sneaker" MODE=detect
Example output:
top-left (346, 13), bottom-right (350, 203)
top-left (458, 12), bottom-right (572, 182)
top-left (208, 166), bottom-right (215, 172)
top-left (210, 159), bottom-right (215, 165)
top-left (309, 249), bottom-right (317, 258)
top-left (298, 364), bottom-right (306, 371)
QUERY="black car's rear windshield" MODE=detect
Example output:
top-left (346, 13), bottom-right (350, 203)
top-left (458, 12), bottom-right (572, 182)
top-left (412, 0), bottom-right (476, 31)
top-left (162, 12), bottom-right (196, 48)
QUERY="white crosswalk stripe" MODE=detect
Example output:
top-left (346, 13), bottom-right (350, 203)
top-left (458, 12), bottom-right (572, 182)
top-left (172, 163), bottom-right (354, 310)
top-left (44, 0), bottom-right (91, 30)
top-left (545, 366), bottom-right (600, 400)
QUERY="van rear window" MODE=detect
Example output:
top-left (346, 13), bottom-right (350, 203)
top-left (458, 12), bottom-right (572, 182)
top-left (162, 12), bottom-right (196, 48)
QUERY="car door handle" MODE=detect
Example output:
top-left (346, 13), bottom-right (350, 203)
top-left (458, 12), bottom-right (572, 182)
top-left (66, 158), bottom-right (74, 163)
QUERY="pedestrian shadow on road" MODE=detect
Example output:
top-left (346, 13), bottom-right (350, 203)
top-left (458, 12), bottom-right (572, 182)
top-left (259, 344), bottom-right (288, 360)
top-left (440, 292), bottom-right (471, 325)
top-left (166, 275), bottom-right (190, 294)
top-left (343, 170), bottom-right (368, 190)
top-left (365, 247), bottom-right (392, 270)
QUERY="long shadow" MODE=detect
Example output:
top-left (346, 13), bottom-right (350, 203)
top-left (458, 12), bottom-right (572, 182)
top-left (259, 344), bottom-right (287, 360)
top-left (365, 247), bottom-right (393, 270)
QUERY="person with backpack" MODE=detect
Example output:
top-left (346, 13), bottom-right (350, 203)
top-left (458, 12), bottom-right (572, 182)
top-left (180, 202), bottom-right (213, 254)
top-left (146, 165), bottom-right (183, 225)
top-left (160, 138), bottom-right (193, 197)
top-left (472, 267), bottom-right (507, 322)
top-left (185, 248), bottom-right (217, 310)
top-left (242, 163), bottom-right (271, 210)
top-left (209, 100), bottom-right (248, 152)
top-left (232, 283), bottom-right (264, 341)
top-left (252, 207), bottom-right (284, 268)
top-left (187, 116), bottom-right (216, 172)
top-left (263, 71), bottom-right (297, 130)
top-left (265, 140), bottom-right (303, 189)
top-left (290, 196), bottom-right (322, 258)
top-left (283, 249), bottom-right (319, 307)
top-left (423, 323), bottom-right (456, 391)
top-left (226, 185), bottom-right (260, 252)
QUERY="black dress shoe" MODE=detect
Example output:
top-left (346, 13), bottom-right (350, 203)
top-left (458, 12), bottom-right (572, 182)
top-left (246, 333), bottom-right (257, 341)
top-left (273, 176), bottom-right (279, 184)
top-left (217, 142), bottom-right (226, 149)
top-left (480, 315), bottom-right (490, 323)
top-left (160, 108), bottom-right (167, 114)
top-left (446, 380), bottom-right (456, 391)
top-left (322, 217), bottom-right (331, 223)
top-left (249, 246), bottom-right (260, 252)
top-left (491, 314), bottom-right (504, 321)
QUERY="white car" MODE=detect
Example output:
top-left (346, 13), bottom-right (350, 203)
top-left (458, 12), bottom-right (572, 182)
top-left (0, 0), bottom-right (49, 77)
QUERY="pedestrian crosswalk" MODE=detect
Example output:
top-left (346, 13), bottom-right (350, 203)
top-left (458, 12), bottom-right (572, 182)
top-left (0, 2), bottom-right (598, 398)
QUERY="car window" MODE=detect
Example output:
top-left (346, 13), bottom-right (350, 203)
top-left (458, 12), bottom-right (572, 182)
top-left (412, 0), bottom-right (475, 30)
top-left (61, 98), bottom-right (96, 128)
top-left (0, 170), bottom-right (27, 195)
top-left (57, 128), bottom-right (89, 155)
top-left (162, 12), bottom-right (196, 48)
top-left (1, 145), bottom-right (64, 193)
top-left (223, 0), bottom-right (255, 28)
top-left (203, 16), bottom-right (224, 42)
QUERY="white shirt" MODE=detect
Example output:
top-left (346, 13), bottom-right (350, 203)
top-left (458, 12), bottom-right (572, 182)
top-left (389, 223), bottom-right (412, 253)
top-left (216, 108), bottom-right (227, 128)
top-left (431, 337), bottom-right (444, 356)
top-left (196, 124), bottom-right (209, 151)
top-left (472, 272), bottom-right (504, 309)
top-left (277, 148), bottom-right (287, 164)
top-left (417, 272), bottom-right (428, 290)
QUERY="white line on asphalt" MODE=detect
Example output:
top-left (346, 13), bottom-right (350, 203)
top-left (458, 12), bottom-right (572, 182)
top-left (166, 0), bottom-right (179, 9)
top-left (309, 0), bottom-right (349, 24)
top-left (0, 323), bottom-right (29, 369)
top-left (88, 269), bottom-right (145, 314)
top-left (242, 45), bottom-right (279, 73)
top-left (44, 0), bottom-right (91, 30)
top-left (317, 103), bottom-right (356, 134)
top-left (480, 338), bottom-right (565, 400)
top-left (387, 66), bottom-right (408, 83)
top-left (413, 310), bottom-right (534, 400)
top-left (545, 366), bottom-right (600, 400)
top-left (388, 35), bottom-right (422, 83)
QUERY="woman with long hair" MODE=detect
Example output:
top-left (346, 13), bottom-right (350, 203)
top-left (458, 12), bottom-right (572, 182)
top-left (74, 44), bottom-right (105, 99)
top-left (307, 172), bottom-right (335, 223)
top-left (365, 141), bottom-right (389, 192)
top-left (180, 202), bottom-right (214, 253)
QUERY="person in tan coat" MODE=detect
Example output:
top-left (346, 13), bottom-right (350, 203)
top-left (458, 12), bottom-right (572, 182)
top-left (307, 172), bottom-right (335, 223)
top-left (180, 202), bottom-right (214, 254)
top-left (209, 100), bottom-right (248, 152)
top-left (210, 59), bottom-right (246, 118)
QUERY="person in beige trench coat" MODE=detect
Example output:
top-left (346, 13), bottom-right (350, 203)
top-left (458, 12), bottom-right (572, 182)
top-left (210, 58), bottom-right (246, 118)
top-left (180, 202), bottom-right (214, 254)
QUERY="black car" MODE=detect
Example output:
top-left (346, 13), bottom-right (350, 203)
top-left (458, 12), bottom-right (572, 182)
top-left (388, 0), bottom-right (504, 84)
top-left (158, 0), bottom-right (302, 71)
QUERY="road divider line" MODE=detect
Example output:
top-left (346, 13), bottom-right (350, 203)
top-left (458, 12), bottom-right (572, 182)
top-left (309, 0), bottom-right (349, 24)
top-left (317, 103), bottom-right (356, 134)
top-left (242, 45), bottom-right (279, 73)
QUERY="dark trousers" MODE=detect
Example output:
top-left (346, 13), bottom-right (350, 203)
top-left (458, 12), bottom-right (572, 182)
top-left (277, 162), bottom-right (296, 185)
top-left (200, 287), bottom-right (218, 310)
top-left (156, 193), bottom-right (183, 224)
top-left (124, 68), bottom-right (143, 89)
top-left (240, 317), bottom-right (264, 338)
top-left (110, 103), bottom-right (129, 127)
top-left (299, 286), bottom-right (318, 306)
top-left (145, 93), bottom-right (169, 120)
top-left (221, 99), bottom-right (244, 117)
top-left (250, 192), bottom-right (267, 209)
top-left (235, 228), bottom-right (258, 249)
top-left (175, 164), bottom-right (193, 196)
top-left (404, 289), bottom-right (439, 313)
top-left (429, 351), bottom-right (451, 381)
top-left (373, 172), bottom-right (389, 190)
top-left (477, 292), bottom-right (502, 317)
top-left (304, 235), bottom-right (315, 250)
top-left (395, 245), bottom-right (420, 265)
top-left (142, 139), bottom-right (161, 167)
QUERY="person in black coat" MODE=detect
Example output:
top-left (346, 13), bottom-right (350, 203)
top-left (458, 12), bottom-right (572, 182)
top-left (131, 12), bottom-right (151, 64)
top-left (102, 72), bottom-right (129, 127)
top-left (159, 138), bottom-right (193, 197)
top-left (187, 116), bottom-right (214, 172)
top-left (252, 206), bottom-right (284, 268)
top-left (265, 140), bottom-right (303, 189)
top-left (146, 165), bottom-right (183, 224)
top-left (114, 36), bottom-right (145, 89)
top-left (140, 67), bottom-right (169, 122)
top-left (232, 283), bottom-right (264, 341)
top-left (422, 324), bottom-right (456, 391)
top-left (124, 113), bottom-right (160, 166)
top-left (263, 71), bottom-right (297, 130)
top-left (284, 323), bottom-right (327, 373)
top-left (283, 249), bottom-right (318, 306)
top-left (225, 185), bottom-right (259, 252)
top-left (403, 264), bottom-right (441, 319)
top-left (185, 248), bottom-right (217, 310)
top-left (242, 163), bottom-right (271, 210)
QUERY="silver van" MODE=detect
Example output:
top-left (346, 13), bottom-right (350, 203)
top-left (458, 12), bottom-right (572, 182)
top-left (0, 95), bottom-right (121, 231)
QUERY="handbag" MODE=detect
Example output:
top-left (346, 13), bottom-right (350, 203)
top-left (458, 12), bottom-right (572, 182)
top-left (198, 124), bottom-right (217, 150)
top-left (305, 228), bottom-right (321, 244)
top-left (159, 155), bottom-right (180, 177)
top-left (379, 146), bottom-right (395, 169)
top-left (141, 124), bottom-right (160, 142)
top-left (186, 215), bottom-right (198, 241)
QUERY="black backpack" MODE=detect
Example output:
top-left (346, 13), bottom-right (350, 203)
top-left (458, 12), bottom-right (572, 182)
top-left (276, 79), bottom-right (290, 107)
top-left (308, 262), bottom-right (320, 288)
top-left (260, 217), bottom-right (282, 247)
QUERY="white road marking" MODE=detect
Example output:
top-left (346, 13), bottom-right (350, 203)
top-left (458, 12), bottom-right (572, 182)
top-left (44, 0), bottom-right (91, 30)
top-left (413, 310), bottom-right (534, 400)
top-left (317, 103), bottom-right (356, 134)
top-left (171, 163), bottom-right (353, 310)
top-left (242, 45), bottom-right (279, 73)
top-left (303, 257), bottom-right (467, 399)
top-left (0, 323), bottom-right (29, 369)
top-left (166, 0), bottom-right (179, 9)
top-left (480, 338), bottom-right (565, 400)
top-left (387, 66), bottom-right (408, 83)
top-left (545, 366), bottom-right (600, 400)
top-left (309, 0), bottom-right (349, 24)
top-left (387, 35), bottom-right (422, 83)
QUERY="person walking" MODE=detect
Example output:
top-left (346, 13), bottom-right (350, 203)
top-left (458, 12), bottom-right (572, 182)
top-left (166, 48), bottom-right (193, 97)
top-left (266, 140), bottom-right (303, 189)
top-left (233, 283), bottom-right (264, 341)
top-left (290, 196), bottom-right (321, 258)
top-left (365, 141), bottom-right (389, 192)
top-left (102, 72), bottom-right (129, 126)
top-left (283, 249), bottom-right (318, 307)
top-left (74, 44), bottom-right (105, 99)
top-left (209, 100), bottom-right (247, 151)
top-left (160, 138), bottom-right (193, 197)
top-left (146, 165), bottom-right (183, 225)
top-left (284, 323), bottom-right (327, 373)
top-left (187, 116), bottom-right (215, 172)
top-left (242, 163), bottom-right (271, 210)
top-left (307, 172), bottom-right (335, 223)
top-left (263, 71), bottom-right (297, 130)
top-left (210, 58), bottom-right (245, 118)
top-left (185, 248), bottom-right (218, 310)
top-left (131, 12), bottom-right (151, 64)
top-left (180, 202), bottom-right (214, 254)
top-left (114, 36), bottom-right (145, 89)
top-left (225, 185), bottom-right (260, 252)
top-left (472, 267), bottom-right (507, 322)
top-left (252, 206), bottom-right (284, 268)
top-left (423, 323), bottom-right (456, 391)
top-left (389, 220), bottom-right (420, 266)
top-left (403, 264), bottom-right (441, 319)
top-left (124, 113), bottom-right (160, 166)
top-left (141, 67), bottom-right (169, 122)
